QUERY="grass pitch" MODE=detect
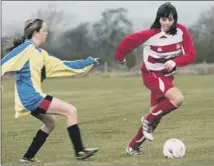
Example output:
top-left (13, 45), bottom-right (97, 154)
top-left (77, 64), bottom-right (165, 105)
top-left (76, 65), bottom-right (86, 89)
top-left (2, 75), bottom-right (214, 165)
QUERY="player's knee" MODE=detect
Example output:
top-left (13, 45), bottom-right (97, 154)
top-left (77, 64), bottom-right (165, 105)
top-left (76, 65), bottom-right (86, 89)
top-left (66, 105), bottom-right (78, 118)
top-left (174, 94), bottom-right (184, 107)
top-left (45, 116), bottom-right (56, 130)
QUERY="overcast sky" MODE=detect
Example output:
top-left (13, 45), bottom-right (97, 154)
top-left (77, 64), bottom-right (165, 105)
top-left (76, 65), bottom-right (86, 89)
top-left (2, 1), bottom-right (214, 35)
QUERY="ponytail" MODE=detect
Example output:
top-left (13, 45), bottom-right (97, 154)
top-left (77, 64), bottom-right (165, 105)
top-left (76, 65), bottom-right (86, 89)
top-left (4, 36), bottom-right (25, 53)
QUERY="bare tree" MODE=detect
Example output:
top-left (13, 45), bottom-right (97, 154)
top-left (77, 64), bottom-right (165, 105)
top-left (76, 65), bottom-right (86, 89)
top-left (191, 3), bottom-right (214, 63)
top-left (32, 4), bottom-right (74, 41)
top-left (91, 8), bottom-right (133, 68)
top-left (61, 23), bottom-right (91, 52)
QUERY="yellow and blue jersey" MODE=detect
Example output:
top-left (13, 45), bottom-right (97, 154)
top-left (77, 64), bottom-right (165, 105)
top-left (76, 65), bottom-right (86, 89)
top-left (1, 40), bottom-right (95, 118)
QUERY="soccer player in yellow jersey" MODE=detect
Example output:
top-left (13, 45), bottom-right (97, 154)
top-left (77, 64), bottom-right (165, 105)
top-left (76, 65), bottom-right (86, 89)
top-left (1, 18), bottom-right (99, 162)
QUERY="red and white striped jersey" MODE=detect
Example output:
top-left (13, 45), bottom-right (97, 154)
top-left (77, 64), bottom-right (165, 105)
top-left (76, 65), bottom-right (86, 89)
top-left (115, 23), bottom-right (196, 73)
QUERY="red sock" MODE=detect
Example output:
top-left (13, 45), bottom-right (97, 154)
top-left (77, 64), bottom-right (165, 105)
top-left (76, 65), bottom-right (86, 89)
top-left (146, 99), bottom-right (177, 123)
top-left (129, 125), bottom-right (144, 147)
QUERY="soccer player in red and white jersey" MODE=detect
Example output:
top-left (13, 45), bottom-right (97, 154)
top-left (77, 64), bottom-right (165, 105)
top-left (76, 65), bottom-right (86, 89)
top-left (115, 2), bottom-right (196, 155)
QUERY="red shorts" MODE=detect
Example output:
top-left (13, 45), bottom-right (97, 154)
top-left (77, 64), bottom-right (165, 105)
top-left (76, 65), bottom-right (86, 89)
top-left (142, 71), bottom-right (174, 106)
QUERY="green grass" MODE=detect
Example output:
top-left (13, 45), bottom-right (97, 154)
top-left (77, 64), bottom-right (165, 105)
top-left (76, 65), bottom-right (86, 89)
top-left (2, 75), bottom-right (214, 165)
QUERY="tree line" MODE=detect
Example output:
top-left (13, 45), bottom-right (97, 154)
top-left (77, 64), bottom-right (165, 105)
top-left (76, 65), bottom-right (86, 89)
top-left (2, 3), bottom-right (214, 69)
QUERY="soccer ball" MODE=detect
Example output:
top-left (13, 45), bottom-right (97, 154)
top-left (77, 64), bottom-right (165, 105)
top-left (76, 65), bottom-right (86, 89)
top-left (163, 138), bottom-right (186, 158)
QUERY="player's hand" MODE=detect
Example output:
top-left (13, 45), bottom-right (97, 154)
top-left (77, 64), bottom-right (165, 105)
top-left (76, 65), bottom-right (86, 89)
top-left (116, 58), bottom-right (127, 65)
top-left (164, 60), bottom-right (176, 72)
top-left (94, 58), bottom-right (100, 65)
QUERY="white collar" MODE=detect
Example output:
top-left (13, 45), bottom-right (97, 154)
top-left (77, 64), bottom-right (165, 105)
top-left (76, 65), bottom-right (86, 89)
top-left (161, 28), bottom-right (172, 37)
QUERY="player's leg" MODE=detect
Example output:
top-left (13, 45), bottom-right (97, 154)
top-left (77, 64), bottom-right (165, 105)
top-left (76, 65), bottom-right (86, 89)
top-left (126, 71), bottom-right (161, 155)
top-left (142, 74), bottom-right (184, 141)
top-left (126, 91), bottom-right (159, 155)
top-left (151, 96), bottom-right (166, 132)
top-left (142, 96), bottom-right (165, 139)
top-left (45, 97), bottom-right (99, 160)
top-left (20, 114), bottom-right (56, 163)
top-left (126, 94), bottom-right (165, 155)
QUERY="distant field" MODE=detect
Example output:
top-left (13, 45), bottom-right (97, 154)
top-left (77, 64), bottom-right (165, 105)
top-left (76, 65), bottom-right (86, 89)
top-left (2, 75), bottom-right (214, 165)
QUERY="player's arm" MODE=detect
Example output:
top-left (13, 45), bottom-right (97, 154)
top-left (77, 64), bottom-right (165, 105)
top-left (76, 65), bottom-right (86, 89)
top-left (115, 29), bottom-right (155, 62)
top-left (172, 24), bottom-right (197, 67)
top-left (43, 50), bottom-right (97, 78)
top-left (1, 43), bottom-right (32, 76)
